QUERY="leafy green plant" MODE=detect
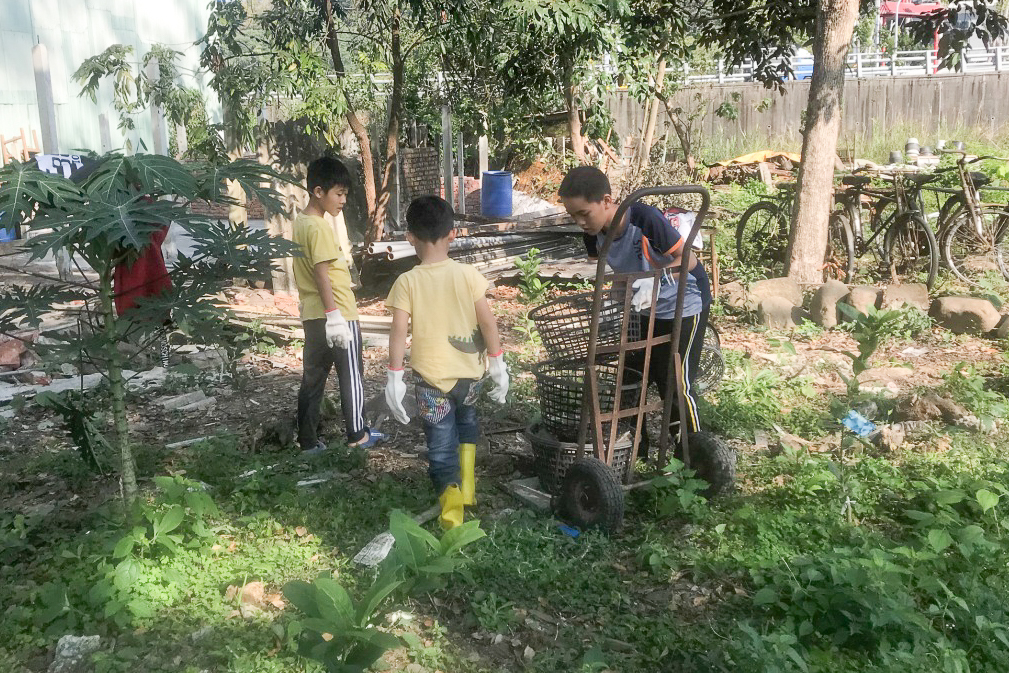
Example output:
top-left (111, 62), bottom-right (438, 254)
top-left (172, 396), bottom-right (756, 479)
top-left (515, 248), bottom-right (553, 304)
top-left (649, 458), bottom-right (710, 519)
top-left (283, 511), bottom-right (485, 672)
top-left (704, 361), bottom-right (782, 438)
top-left (34, 390), bottom-right (111, 474)
top-left (0, 153), bottom-right (296, 506)
top-left (837, 304), bottom-right (923, 398)
top-left (942, 363), bottom-right (1008, 431)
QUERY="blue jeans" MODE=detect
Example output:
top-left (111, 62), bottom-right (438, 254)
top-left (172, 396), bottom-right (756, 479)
top-left (416, 377), bottom-right (483, 494)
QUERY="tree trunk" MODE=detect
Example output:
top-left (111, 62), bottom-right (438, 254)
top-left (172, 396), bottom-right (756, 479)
top-left (786, 0), bottom-right (859, 283)
top-left (368, 7), bottom-right (402, 245)
top-left (100, 271), bottom-right (137, 505)
top-left (638, 59), bottom-right (667, 170)
top-left (323, 0), bottom-right (377, 228)
top-left (562, 62), bottom-right (588, 164)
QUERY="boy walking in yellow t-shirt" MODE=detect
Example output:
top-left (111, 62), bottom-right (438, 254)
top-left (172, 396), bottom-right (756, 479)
top-left (292, 157), bottom-right (385, 454)
top-left (384, 196), bottom-right (509, 529)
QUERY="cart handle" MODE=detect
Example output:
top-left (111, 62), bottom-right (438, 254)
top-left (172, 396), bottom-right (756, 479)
top-left (582, 185), bottom-right (711, 466)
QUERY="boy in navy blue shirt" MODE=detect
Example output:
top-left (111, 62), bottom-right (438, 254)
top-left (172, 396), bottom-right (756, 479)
top-left (559, 166), bottom-right (711, 447)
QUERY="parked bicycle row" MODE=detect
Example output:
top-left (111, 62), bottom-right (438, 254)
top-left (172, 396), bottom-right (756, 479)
top-left (735, 149), bottom-right (1009, 289)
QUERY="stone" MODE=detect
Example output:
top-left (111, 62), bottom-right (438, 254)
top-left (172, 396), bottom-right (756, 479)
top-left (929, 296), bottom-right (1001, 335)
top-left (49, 635), bottom-right (101, 673)
top-left (994, 315), bottom-right (1009, 340)
top-left (882, 283), bottom-right (929, 312)
top-left (757, 296), bottom-right (796, 329)
top-left (745, 277), bottom-right (802, 311)
top-left (158, 390), bottom-right (207, 410)
top-left (722, 281), bottom-right (746, 310)
top-left (840, 286), bottom-right (882, 320)
top-left (0, 335), bottom-right (27, 368)
top-left (809, 279), bottom-right (849, 328)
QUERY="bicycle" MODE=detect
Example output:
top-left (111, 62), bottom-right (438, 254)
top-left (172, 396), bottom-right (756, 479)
top-left (735, 183), bottom-right (795, 275)
top-left (829, 167), bottom-right (939, 288)
top-left (934, 150), bottom-right (1009, 285)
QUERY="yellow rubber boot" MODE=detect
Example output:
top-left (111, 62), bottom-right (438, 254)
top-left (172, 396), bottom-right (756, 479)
top-left (459, 443), bottom-right (477, 505)
top-left (438, 484), bottom-right (465, 530)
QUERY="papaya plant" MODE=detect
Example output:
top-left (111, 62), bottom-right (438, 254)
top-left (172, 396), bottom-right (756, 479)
top-left (0, 152), bottom-right (298, 507)
top-left (283, 512), bottom-right (486, 672)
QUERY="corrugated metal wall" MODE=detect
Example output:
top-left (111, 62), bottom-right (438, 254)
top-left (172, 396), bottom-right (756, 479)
top-left (0, 0), bottom-right (217, 158)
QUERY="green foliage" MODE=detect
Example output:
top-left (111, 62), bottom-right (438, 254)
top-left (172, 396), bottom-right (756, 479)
top-left (648, 458), bottom-right (710, 519)
top-left (34, 390), bottom-right (112, 474)
top-left (704, 361), bottom-right (782, 438)
top-left (283, 512), bottom-right (485, 672)
top-left (942, 363), bottom-right (1008, 432)
top-left (515, 247), bottom-right (553, 304)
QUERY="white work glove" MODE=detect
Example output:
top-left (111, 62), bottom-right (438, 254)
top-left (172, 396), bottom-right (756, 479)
top-left (325, 308), bottom-right (351, 349)
top-left (631, 278), bottom-right (657, 313)
top-left (487, 352), bottom-right (509, 404)
top-left (385, 368), bottom-right (410, 425)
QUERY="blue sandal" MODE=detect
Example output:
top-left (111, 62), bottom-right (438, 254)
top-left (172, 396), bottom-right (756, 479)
top-left (351, 428), bottom-right (387, 449)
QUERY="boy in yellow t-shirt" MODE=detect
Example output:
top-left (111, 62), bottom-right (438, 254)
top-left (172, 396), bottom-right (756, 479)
top-left (385, 196), bottom-right (509, 529)
top-left (292, 157), bottom-right (385, 454)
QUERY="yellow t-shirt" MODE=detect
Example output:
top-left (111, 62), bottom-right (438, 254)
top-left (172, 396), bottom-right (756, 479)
top-left (386, 259), bottom-right (489, 393)
top-left (291, 213), bottom-right (359, 321)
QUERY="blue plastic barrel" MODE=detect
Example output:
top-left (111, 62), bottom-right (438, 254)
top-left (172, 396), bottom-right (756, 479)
top-left (481, 171), bottom-right (513, 218)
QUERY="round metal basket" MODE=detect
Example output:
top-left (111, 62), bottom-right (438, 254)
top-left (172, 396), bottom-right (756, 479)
top-left (528, 292), bottom-right (640, 361)
top-left (524, 422), bottom-right (633, 494)
top-left (696, 324), bottom-right (724, 394)
top-left (531, 359), bottom-right (643, 443)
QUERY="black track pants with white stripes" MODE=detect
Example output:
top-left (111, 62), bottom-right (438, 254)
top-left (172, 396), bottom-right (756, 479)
top-left (297, 318), bottom-right (367, 448)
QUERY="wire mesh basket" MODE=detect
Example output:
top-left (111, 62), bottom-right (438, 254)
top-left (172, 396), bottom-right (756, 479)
top-left (528, 292), bottom-right (640, 361)
top-left (532, 359), bottom-right (643, 442)
top-left (696, 324), bottom-right (724, 395)
top-left (525, 422), bottom-right (634, 493)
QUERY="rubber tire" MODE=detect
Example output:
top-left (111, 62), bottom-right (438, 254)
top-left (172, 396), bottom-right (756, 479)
top-left (682, 432), bottom-right (736, 498)
top-left (555, 457), bottom-right (624, 534)
top-left (736, 201), bottom-right (787, 270)
top-left (882, 212), bottom-right (938, 288)
top-left (941, 207), bottom-right (1009, 284)
top-left (826, 208), bottom-right (855, 283)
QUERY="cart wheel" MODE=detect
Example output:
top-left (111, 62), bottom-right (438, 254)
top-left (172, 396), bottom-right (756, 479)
top-left (683, 432), bottom-right (736, 498)
top-left (555, 458), bottom-right (624, 534)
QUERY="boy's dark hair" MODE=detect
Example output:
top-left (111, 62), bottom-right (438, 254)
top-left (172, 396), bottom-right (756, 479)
top-left (558, 166), bottom-right (611, 202)
top-left (406, 196), bottom-right (455, 243)
top-left (307, 156), bottom-right (352, 193)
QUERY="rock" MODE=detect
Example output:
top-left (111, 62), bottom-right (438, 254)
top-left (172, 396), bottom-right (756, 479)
top-left (929, 296), bottom-right (1001, 335)
top-left (757, 296), bottom-right (796, 329)
top-left (809, 279), bottom-right (849, 328)
top-left (745, 277), bottom-right (802, 311)
top-left (158, 390), bottom-right (207, 410)
top-left (993, 315), bottom-right (1009, 340)
top-left (0, 334), bottom-right (27, 369)
top-left (722, 281), bottom-right (746, 310)
top-left (49, 635), bottom-right (101, 673)
top-left (840, 286), bottom-right (882, 320)
top-left (882, 283), bottom-right (929, 311)
top-left (894, 391), bottom-right (981, 430)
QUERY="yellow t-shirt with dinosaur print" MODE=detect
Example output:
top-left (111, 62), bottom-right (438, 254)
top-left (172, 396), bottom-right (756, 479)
top-left (386, 259), bottom-right (488, 393)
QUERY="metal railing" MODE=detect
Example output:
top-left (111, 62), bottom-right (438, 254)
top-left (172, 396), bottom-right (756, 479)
top-left (683, 46), bottom-right (1009, 84)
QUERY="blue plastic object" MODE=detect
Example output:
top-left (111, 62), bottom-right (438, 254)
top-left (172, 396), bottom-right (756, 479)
top-left (557, 524), bottom-right (580, 538)
top-left (481, 171), bottom-right (513, 218)
top-left (0, 225), bottom-right (16, 243)
top-left (841, 410), bottom-right (876, 438)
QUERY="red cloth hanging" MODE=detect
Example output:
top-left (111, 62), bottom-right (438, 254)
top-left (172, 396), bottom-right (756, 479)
top-left (114, 226), bottom-right (172, 316)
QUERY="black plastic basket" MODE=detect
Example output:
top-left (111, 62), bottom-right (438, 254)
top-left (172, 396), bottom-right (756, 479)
top-left (528, 292), bottom-right (640, 361)
top-left (531, 359), bottom-right (643, 442)
top-left (525, 422), bottom-right (634, 493)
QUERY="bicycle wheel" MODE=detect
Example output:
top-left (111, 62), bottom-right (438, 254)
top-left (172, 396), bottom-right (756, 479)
top-left (736, 201), bottom-right (788, 272)
top-left (943, 207), bottom-right (1009, 285)
top-left (882, 212), bottom-right (938, 288)
top-left (825, 208), bottom-right (854, 282)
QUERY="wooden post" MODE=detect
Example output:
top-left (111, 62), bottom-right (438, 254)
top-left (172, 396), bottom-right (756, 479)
top-left (175, 123), bottom-right (188, 157)
top-left (32, 43), bottom-right (59, 154)
top-left (456, 131), bottom-right (465, 215)
top-left (478, 134), bottom-right (488, 177)
top-left (145, 59), bottom-right (169, 155)
top-left (99, 114), bottom-right (112, 153)
top-left (441, 106), bottom-right (453, 209)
